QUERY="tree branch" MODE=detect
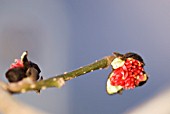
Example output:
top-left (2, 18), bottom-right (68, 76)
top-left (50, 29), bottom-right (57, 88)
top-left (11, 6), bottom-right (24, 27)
top-left (2, 55), bottom-right (115, 94)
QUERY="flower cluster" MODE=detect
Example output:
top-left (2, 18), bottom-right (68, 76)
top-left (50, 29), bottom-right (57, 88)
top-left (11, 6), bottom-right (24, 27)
top-left (5, 51), bottom-right (41, 83)
top-left (106, 52), bottom-right (148, 95)
top-left (110, 58), bottom-right (146, 89)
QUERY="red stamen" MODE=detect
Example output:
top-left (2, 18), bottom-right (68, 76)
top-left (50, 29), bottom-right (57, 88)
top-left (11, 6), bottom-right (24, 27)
top-left (110, 58), bottom-right (146, 90)
top-left (9, 59), bottom-right (24, 69)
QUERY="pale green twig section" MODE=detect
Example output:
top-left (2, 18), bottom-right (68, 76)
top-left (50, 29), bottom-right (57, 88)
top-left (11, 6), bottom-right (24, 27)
top-left (4, 55), bottom-right (115, 94)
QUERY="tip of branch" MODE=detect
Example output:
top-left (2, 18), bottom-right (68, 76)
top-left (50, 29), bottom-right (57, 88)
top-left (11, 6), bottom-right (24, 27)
top-left (105, 55), bottom-right (115, 67)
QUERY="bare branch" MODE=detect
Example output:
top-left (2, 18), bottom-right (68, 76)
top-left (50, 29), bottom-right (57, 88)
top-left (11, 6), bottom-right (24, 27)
top-left (3, 55), bottom-right (115, 94)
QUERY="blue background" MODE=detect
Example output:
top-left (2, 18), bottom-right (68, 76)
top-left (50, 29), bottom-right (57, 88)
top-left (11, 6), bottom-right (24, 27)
top-left (0, 1), bottom-right (170, 114)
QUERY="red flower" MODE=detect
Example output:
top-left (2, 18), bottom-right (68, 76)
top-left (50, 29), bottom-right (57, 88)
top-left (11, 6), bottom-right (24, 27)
top-left (9, 59), bottom-right (24, 69)
top-left (106, 53), bottom-right (148, 95)
top-left (110, 58), bottom-right (145, 89)
top-left (6, 51), bottom-right (41, 83)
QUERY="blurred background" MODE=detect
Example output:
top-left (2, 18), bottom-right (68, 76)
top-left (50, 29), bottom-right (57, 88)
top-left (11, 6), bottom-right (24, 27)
top-left (0, 0), bottom-right (170, 114)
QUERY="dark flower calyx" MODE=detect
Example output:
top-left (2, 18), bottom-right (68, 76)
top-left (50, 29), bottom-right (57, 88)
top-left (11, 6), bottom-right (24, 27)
top-left (124, 52), bottom-right (144, 65)
top-left (5, 51), bottom-right (41, 82)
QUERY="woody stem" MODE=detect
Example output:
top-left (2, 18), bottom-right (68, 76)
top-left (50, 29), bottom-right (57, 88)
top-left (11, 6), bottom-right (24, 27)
top-left (4, 55), bottom-right (115, 94)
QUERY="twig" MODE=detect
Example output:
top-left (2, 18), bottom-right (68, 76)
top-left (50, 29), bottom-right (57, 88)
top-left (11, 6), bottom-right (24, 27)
top-left (3, 55), bottom-right (115, 94)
